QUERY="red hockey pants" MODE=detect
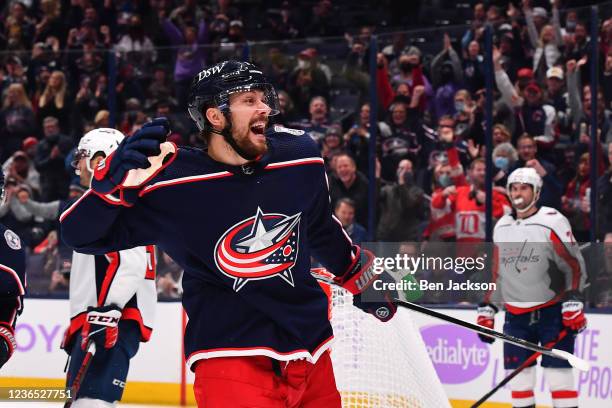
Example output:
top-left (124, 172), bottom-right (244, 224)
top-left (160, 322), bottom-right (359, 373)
top-left (193, 351), bottom-right (341, 407)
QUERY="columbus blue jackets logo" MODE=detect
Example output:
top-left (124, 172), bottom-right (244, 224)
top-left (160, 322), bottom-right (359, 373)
top-left (214, 207), bottom-right (301, 292)
top-left (4, 229), bottom-right (21, 250)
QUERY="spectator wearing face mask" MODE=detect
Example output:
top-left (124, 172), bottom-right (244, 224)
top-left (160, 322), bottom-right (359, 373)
top-left (453, 89), bottom-right (484, 145)
top-left (378, 46), bottom-right (432, 112)
top-left (492, 142), bottom-right (518, 188)
top-left (431, 33), bottom-right (463, 121)
top-left (377, 159), bottom-right (427, 242)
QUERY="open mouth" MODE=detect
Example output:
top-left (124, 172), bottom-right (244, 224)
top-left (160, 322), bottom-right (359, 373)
top-left (250, 122), bottom-right (267, 135)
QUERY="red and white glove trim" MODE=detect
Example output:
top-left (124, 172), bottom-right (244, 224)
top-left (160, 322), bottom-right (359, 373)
top-left (476, 304), bottom-right (497, 328)
top-left (82, 308), bottom-right (121, 350)
top-left (0, 325), bottom-right (16, 357)
top-left (335, 247), bottom-right (377, 295)
top-left (562, 300), bottom-right (586, 332)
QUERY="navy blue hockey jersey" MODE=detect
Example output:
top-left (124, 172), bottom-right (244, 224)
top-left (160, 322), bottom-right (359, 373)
top-left (60, 127), bottom-right (356, 369)
top-left (0, 224), bottom-right (26, 327)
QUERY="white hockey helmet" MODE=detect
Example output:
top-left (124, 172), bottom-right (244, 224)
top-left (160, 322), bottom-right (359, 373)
top-left (506, 167), bottom-right (542, 212)
top-left (73, 128), bottom-right (125, 174)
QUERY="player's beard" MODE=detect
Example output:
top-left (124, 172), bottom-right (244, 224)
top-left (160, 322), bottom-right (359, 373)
top-left (233, 120), bottom-right (269, 159)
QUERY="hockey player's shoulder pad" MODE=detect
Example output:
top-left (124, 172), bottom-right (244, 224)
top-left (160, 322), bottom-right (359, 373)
top-left (536, 206), bottom-right (570, 227)
top-left (539, 206), bottom-right (562, 218)
top-left (0, 224), bottom-right (26, 297)
top-left (536, 206), bottom-right (575, 241)
top-left (266, 126), bottom-right (322, 162)
top-left (495, 213), bottom-right (515, 229)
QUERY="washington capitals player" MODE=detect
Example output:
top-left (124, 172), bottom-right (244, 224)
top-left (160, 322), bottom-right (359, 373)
top-left (477, 167), bottom-right (587, 408)
top-left (0, 170), bottom-right (26, 370)
top-left (62, 128), bottom-right (157, 407)
top-left (60, 61), bottom-right (396, 407)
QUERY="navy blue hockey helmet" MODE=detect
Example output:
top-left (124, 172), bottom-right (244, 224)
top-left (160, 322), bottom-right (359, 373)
top-left (187, 60), bottom-right (280, 132)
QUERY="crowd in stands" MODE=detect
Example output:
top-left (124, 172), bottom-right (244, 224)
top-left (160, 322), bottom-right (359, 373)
top-left (1, 0), bottom-right (611, 306)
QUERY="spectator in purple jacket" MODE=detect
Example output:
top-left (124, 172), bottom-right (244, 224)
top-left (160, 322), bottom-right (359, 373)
top-left (161, 14), bottom-right (208, 108)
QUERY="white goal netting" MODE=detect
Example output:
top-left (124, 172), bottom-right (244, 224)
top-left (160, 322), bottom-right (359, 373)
top-left (328, 286), bottom-right (451, 408)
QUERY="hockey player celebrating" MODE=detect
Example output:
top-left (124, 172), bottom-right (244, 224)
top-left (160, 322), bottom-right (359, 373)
top-left (0, 170), bottom-right (26, 370)
top-left (478, 167), bottom-right (587, 408)
top-left (61, 128), bottom-right (157, 407)
top-left (60, 60), bottom-right (396, 407)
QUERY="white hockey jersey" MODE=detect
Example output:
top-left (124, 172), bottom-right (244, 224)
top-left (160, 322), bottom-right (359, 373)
top-left (66, 245), bottom-right (157, 344)
top-left (490, 207), bottom-right (587, 314)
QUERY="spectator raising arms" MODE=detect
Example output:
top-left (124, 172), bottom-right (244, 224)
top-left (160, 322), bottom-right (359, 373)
top-left (161, 14), bottom-right (208, 108)
top-left (36, 70), bottom-right (71, 133)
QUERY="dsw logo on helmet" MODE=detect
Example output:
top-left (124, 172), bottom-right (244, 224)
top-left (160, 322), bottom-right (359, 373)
top-left (196, 61), bottom-right (227, 82)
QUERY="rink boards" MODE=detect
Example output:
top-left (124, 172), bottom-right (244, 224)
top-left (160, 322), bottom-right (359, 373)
top-left (1, 299), bottom-right (611, 407)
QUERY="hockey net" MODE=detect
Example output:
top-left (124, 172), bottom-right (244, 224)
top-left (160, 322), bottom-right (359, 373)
top-left (326, 284), bottom-right (450, 408)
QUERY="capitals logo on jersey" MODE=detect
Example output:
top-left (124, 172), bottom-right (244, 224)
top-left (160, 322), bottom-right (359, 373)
top-left (214, 207), bottom-right (301, 292)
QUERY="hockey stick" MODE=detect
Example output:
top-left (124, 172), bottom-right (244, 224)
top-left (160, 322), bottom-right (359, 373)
top-left (312, 272), bottom-right (589, 371)
top-left (64, 340), bottom-right (97, 408)
top-left (470, 329), bottom-right (569, 408)
top-left (392, 298), bottom-right (589, 371)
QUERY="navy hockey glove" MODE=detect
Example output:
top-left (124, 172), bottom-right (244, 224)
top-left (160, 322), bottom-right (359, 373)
top-left (337, 247), bottom-right (397, 322)
top-left (0, 323), bottom-right (16, 369)
top-left (81, 305), bottom-right (122, 350)
top-left (91, 118), bottom-right (169, 196)
top-left (476, 303), bottom-right (498, 344)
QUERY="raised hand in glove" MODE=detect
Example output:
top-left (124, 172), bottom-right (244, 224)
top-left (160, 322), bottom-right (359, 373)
top-left (92, 117), bottom-right (170, 195)
top-left (336, 247), bottom-right (397, 322)
top-left (562, 298), bottom-right (586, 333)
top-left (81, 304), bottom-right (122, 350)
top-left (476, 303), bottom-right (498, 344)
